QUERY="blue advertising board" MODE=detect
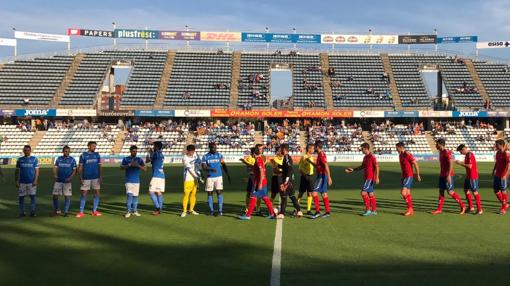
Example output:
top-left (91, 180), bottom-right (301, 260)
top-left (452, 111), bottom-right (488, 117)
top-left (241, 32), bottom-right (320, 43)
top-left (15, 109), bottom-right (56, 117)
top-left (114, 29), bottom-right (159, 39)
top-left (384, 111), bottom-right (419, 117)
top-left (437, 36), bottom-right (478, 43)
top-left (134, 110), bottom-right (175, 117)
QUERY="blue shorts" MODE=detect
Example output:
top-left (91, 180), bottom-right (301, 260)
top-left (362, 179), bottom-right (374, 193)
top-left (438, 176), bottom-right (454, 191)
top-left (493, 177), bottom-right (507, 192)
top-left (252, 186), bottom-right (268, 199)
top-left (313, 174), bottom-right (328, 193)
top-left (463, 178), bottom-right (479, 192)
top-left (401, 177), bottom-right (414, 189)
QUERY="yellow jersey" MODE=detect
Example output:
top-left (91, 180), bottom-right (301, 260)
top-left (245, 155), bottom-right (256, 174)
top-left (271, 156), bottom-right (283, 176)
top-left (299, 154), bottom-right (315, 176)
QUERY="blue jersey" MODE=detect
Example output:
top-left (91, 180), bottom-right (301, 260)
top-left (150, 151), bottom-right (165, 179)
top-left (79, 152), bottom-right (101, 180)
top-left (16, 156), bottom-right (39, 184)
top-left (122, 156), bottom-right (145, 183)
top-left (54, 156), bottom-right (77, 183)
top-left (202, 152), bottom-right (224, 178)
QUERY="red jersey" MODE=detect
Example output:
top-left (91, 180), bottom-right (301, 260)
top-left (494, 150), bottom-right (510, 178)
top-left (399, 151), bottom-right (415, 178)
top-left (439, 149), bottom-right (454, 177)
top-left (464, 152), bottom-right (478, 180)
top-left (362, 153), bottom-right (378, 180)
top-left (316, 151), bottom-right (327, 175)
top-left (253, 156), bottom-right (267, 187)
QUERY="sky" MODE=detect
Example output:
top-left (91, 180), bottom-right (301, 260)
top-left (0, 0), bottom-right (509, 59)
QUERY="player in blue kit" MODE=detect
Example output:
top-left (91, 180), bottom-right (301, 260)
top-left (121, 145), bottom-right (146, 218)
top-left (146, 141), bottom-right (165, 216)
top-left (52, 146), bottom-right (77, 217)
top-left (15, 145), bottom-right (39, 217)
top-left (76, 141), bottom-right (102, 218)
top-left (202, 142), bottom-right (231, 216)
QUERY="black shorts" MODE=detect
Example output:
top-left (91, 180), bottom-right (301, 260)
top-left (246, 176), bottom-right (254, 194)
top-left (299, 174), bottom-right (315, 195)
top-left (271, 175), bottom-right (283, 195)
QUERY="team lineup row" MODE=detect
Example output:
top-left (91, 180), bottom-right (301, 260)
top-left (12, 138), bottom-right (510, 219)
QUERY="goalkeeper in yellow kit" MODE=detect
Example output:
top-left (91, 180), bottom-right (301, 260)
top-left (181, 144), bottom-right (203, 218)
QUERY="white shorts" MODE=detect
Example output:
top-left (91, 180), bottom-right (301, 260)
top-left (81, 179), bottom-right (101, 191)
top-left (149, 177), bottom-right (165, 193)
top-left (18, 183), bottom-right (36, 197)
top-left (206, 177), bottom-right (223, 192)
top-left (53, 182), bottom-right (72, 196)
top-left (125, 183), bottom-right (140, 196)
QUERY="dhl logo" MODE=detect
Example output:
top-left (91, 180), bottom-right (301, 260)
top-left (200, 32), bottom-right (241, 42)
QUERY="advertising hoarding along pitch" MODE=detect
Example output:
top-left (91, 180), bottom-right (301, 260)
top-left (210, 110), bottom-right (353, 118)
top-left (14, 31), bottom-right (70, 43)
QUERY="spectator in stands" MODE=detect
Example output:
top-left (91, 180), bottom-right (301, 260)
top-left (382, 72), bottom-right (390, 83)
top-left (289, 50), bottom-right (297, 56)
top-left (273, 50), bottom-right (282, 56)
top-left (23, 98), bottom-right (30, 105)
top-left (366, 88), bottom-right (375, 95)
top-left (182, 91), bottom-right (191, 100)
top-left (217, 49), bottom-right (224, 55)
top-left (327, 67), bottom-right (336, 77)
top-left (347, 75), bottom-right (354, 82)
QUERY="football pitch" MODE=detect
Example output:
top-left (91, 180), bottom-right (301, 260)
top-left (0, 162), bottom-right (509, 286)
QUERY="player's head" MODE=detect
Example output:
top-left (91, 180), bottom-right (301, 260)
top-left (208, 142), bottom-right (217, 153)
top-left (87, 141), bottom-right (97, 152)
top-left (250, 147), bottom-right (256, 156)
top-left (435, 138), bottom-right (446, 151)
top-left (280, 143), bottom-right (289, 155)
top-left (255, 143), bottom-right (264, 155)
top-left (495, 139), bottom-right (506, 151)
top-left (306, 143), bottom-right (315, 154)
top-left (153, 141), bottom-right (163, 151)
top-left (22, 145), bottom-right (31, 156)
top-left (314, 141), bottom-right (323, 152)
top-left (186, 144), bottom-right (195, 156)
top-left (275, 147), bottom-right (282, 157)
top-left (62, 145), bottom-right (71, 157)
top-left (129, 145), bottom-right (138, 157)
top-left (395, 142), bottom-right (406, 154)
top-left (456, 144), bottom-right (468, 155)
top-left (360, 143), bottom-right (370, 154)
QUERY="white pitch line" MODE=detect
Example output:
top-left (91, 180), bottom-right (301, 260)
top-left (270, 219), bottom-right (283, 286)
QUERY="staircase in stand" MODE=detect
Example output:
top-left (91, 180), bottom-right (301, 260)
top-left (28, 130), bottom-right (46, 150)
top-left (319, 53), bottom-right (334, 109)
top-left (362, 131), bottom-right (374, 150)
top-left (51, 53), bottom-right (86, 108)
top-left (154, 50), bottom-right (176, 109)
top-left (254, 131), bottom-right (263, 145)
top-left (380, 53), bottom-right (402, 110)
top-left (425, 132), bottom-right (438, 153)
top-left (229, 51), bottom-right (242, 109)
top-left (111, 130), bottom-right (127, 155)
top-left (464, 58), bottom-right (491, 104)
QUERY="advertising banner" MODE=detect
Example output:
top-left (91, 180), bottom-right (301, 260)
top-left (14, 31), bottom-right (70, 43)
top-left (488, 111), bottom-right (510, 117)
top-left (211, 110), bottom-right (353, 118)
top-left (0, 38), bottom-right (16, 47)
top-left (98, 110), bottom-right (134, 117)
top-left (452, 111), bottom-right (488, 118)
top-left (15, 109), bottom-right (57, 117)
top-left (56, 109), bottom-right (97, 117)
top-left (67, 28), bottom-right (113, 38)
top-left (242, 33), bottom-right (321, 43)
top-left (353, 110), bottom-right (385, 118)
top-left (158, 31), bottom-right (200, 41)
top-left (174, 109), bottom-right (211, 117)
top-left (320, 34), bottom-right (398, 45)
top-left (114, 29), bottom-right (158, 39)
top-left (134, 110), bottom-right (175, 117)
top-left (437, 36), bottom-right (478, 43)
top-left (200, 31), bottom-right (242, 42)
top-left (294, 34), bottom-right (321, 43)
top-left (398, 34), bottom-right (437, 44)
top-left (476, 41), bottom-right (510, 49)
top-left (418, 110), bottom-right (452, 117)
top-left (384, 111), bottom-right (419, 117)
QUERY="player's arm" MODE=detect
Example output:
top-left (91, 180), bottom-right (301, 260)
top-left (306, 156), bottom-right (317, 166)
top-left (120, 159), bottom-right (129, 170)
top-left (447, 157), bottom-right (454, 183)
top-left (491, 161), bottom-right (497, 177)
top-left (345, 164), bottom-right (364, 173)
top-left (325, 162), bottom-right (333, 186)
top-left (257, 164), bottom-right (264, 190)
top-left (14, 167), bottom-right (20, 188)
top-left (412, 160), bottom-right (421, 181)
top-left (139, 160), bottom-right (146, 171)
top-left (33, 167), bottom-right (39, 186)
top-left (239, 158), bottom-right (251, 167)
top-left (374, 162), bottom-right (379, 184)
top-left (184, 158), bottom-right (198, 179)
top-left (53, 165), bottom-right (58, 181)
top-left (98, 160), bottom-right (103, 184)
top-left (68, 167), bottom-right (77, 182)
top-left (221, 159), bottom-right (231, 183)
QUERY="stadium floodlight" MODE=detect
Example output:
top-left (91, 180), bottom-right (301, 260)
top-left (265, 27), bottom-right (270, 51)
top-left (434, 28), bottom-right (438, 53)
top-left (368, 28), bottom-right (373, 54)
top-left (185, 25), bottom-right (190, 48)
top-left (292, 27), bottom-right (296, 49)
top-left (11, 27), bottom-right (17, 57)
top-left (112, 22), bottom-right (117, 49)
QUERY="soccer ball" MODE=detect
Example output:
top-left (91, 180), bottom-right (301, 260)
top-left (273, 207), bottom-right (280, 215)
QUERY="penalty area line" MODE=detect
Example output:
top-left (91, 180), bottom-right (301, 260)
top-left (270, 219), bottom-right (283, 286)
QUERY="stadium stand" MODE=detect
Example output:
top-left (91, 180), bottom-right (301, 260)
top-left (307, 123), bottom-right (365, 154)
top-left (370, 124), bottom-right (431, 154)
top-left (473, 61), bottom-right (510, 108)
top-left (0, 56), bottom-right (73, 106)
top-left (263, 123), bottom-right (302, 155)
top-left (432, 121), bottom-right (496, 153)
top-left (0, 125), bottom-right (35, 157)
top-left (164, 52), bottom-right (232, 108)
top-left (194, 122), bottom-right (255, 155)
top-left (329, 55), bottom-right (394, 108)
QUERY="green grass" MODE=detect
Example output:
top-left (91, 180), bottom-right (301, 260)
top-left (0, 162), bottom-right (509, 286)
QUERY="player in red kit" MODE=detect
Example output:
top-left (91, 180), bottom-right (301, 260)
top-left (432, 139), bottom-right (466, 215)
top-left (239, 144), bottom-right (276, 220)
top-left (492, 139), bottom-right (509, 215)
top-left (309, 141), bottom-right (333, 219)
top-left (345, 143), bottom-right (379, 216)
top-left (455, 144), bottom-right (483, 214)
top-left (396, 142), bottom-right (421, 216)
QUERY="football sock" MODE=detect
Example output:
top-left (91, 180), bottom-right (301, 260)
top-left (157, 195), bottom-right (164, 210)
top-left (474, 193), bottom-right (482, 211)
top-left (450, 192), bottom-right (464, 208)
top-left (256, 198), bottom-right (261, 211)
top-left (52, 197), bottom-right (59, 212)
top-left (306, 196), bottom-right (313, 211)
top-left (362, 194), bottom-right (370, 210)
top-left (404, 194), bottom-right (413, 210)
top-left (323, 196), bottom-right (331, 213)
top-left (437, 193), bottom-right (445, 211)
top-left (92, 195), bottom-right (100, 212)
top-left (495, 191), bottom-right (503, 203)
top-left (263, 196), bottom-right (275, 216)
top-left (313, 196), bottom-right (321, 212)
top-left (29, 195), bottom-right (36, 213)
top-left (370, 195), bottom-right (377, 212)
top-left (218, 194), bottom-right (224, 213)
top-left (503, 192), bottom-right (508, 207)
top-left (126, 193), bottom-right (133, 213)
top-left (132, 196), bottom-right (139, 212)
top-left (208, 195), bottom-right (214, 212)
top-left (182, 189), bottom-right (191, 212)
top-left (19, 196), bottom-right (25, 214)
top-left (280, 195), bottom-right (288, 214)
top-left (189, 188), bottom-right (197, 211)
top-left (64, 197), bottom-right (71, 213)
top-left (290, 195), bottom-right (300, 212)
top-left (149, 192), bottom-right (159, 209)
top-left (79, 194), bottom-right (86, 213)
top-left (246, 197), bottom-right (257, 217)
top-left (465, 191), bottom-right (473, 209)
